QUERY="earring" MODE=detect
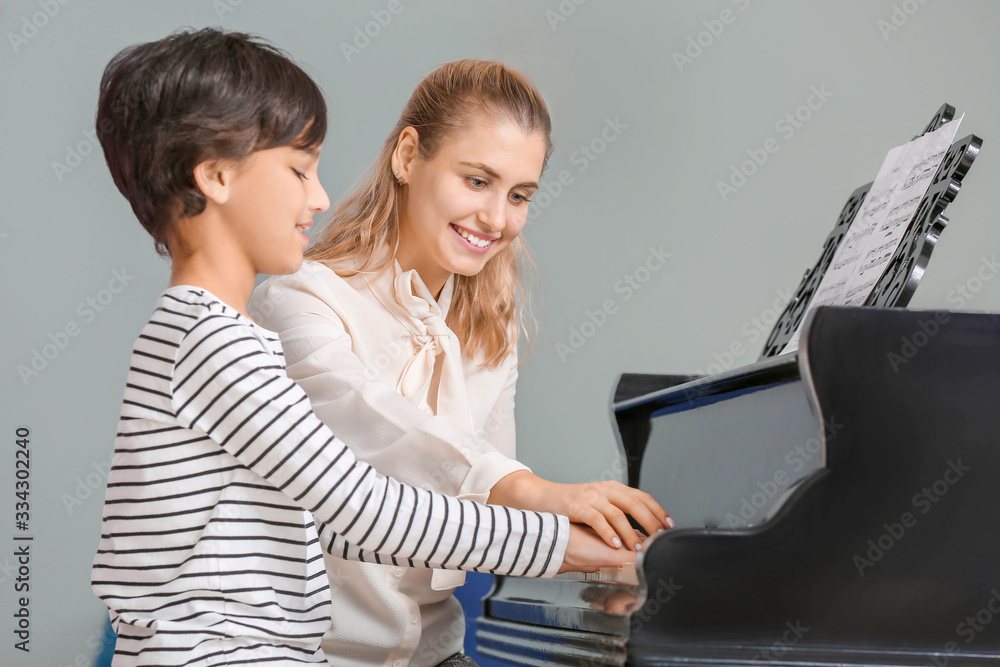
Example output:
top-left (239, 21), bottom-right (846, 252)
top-left (393, 169), bottom-right (406, 186)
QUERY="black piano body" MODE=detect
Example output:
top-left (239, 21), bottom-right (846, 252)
top-left (477, 305), bottom-right (1000, 666)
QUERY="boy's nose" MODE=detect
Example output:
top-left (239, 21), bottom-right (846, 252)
top-left (310, 181), bottom-right (330, 213)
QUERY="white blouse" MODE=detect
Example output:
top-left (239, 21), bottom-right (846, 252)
top-left (249, 259), bottom-right (530, 666)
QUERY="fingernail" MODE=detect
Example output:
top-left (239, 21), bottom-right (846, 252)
top-left (635, 542), bottom-right (643, 552)
top-left (665, 517), bottom-right (676, 528)
top-left (612, 537), bottom-right (622, 549)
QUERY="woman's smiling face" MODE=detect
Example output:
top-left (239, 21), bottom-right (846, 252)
top-left (393, 116), bottom-right (548, 295)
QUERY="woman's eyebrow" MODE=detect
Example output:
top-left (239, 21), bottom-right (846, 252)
top-left (460, 161), bottom-right (500, 178)
top-left (460, 161), bottom-right (538, 189)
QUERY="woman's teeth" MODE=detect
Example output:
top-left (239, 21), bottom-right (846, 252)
top-left (453, 225), bottom-right (493, 248)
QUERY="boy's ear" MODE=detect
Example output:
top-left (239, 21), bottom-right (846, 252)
top-left (392, 127), bottom-right (420, 182)
top-left (193, 158), bottom-right (237, 205)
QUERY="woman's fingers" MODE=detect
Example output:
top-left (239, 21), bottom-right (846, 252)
top-left (578, 506), bottom-right (622, 550)
top-left (603, 482), bottom-right (675, 534)
top-left (616, 495), bottom-right (663, 538)
top-left (581, 502), bottom-right (644, 552)
top-left (601, 503), bottom-right (643, 551)
top-left (557, 480), bottom-right (675, 550)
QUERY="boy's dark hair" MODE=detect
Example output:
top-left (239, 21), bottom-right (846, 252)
top-left (96, 28), bottom-right (327, 256)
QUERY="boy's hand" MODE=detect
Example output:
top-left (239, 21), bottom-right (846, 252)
top-left (489, 471), bottom-right (674, 552)
top-left (558, 523), bottom-right (639, 574)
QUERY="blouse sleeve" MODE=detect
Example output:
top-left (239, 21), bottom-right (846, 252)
top-left (249, 271), bottom-right (528, 506)
top-left (169, 311), bottom-right (567, 578)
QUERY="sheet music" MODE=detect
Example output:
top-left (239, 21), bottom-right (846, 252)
top-left (780, 115), bottom-right (963, 354)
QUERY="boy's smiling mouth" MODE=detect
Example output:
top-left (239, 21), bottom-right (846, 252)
top-left (296, 221), bottom-right (312, 242)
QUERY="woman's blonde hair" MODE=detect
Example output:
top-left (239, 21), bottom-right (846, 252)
top-left (306, 59), bottom-right (552, 368)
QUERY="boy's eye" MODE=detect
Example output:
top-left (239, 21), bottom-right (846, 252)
top-left (292, 169), bottom-right (308, 180)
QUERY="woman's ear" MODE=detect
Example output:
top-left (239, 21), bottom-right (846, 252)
top-left (192, 158), bottom-right (237, 206)
top-left (392, 127), bottom-right (420, 182)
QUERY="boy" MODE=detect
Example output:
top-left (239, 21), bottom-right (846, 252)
top-left (90, 28), bottom-right (631, 666)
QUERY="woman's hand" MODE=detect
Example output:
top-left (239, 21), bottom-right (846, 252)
top-left (489, 470), bottom-right (674, 552)
top-left (558, 522), bottom-right (639, 574)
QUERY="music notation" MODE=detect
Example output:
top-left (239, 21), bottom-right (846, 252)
top-left (859, 239), bottom-right (899, 274)
top-left (863, 187), bottom-right (893, 218)
top-left (843, 277), bottom-right (878, 304)
top-left (780, 114), bottom-right (963, 353)
top-left (902, 150), bottom-right (945, 190)
top-left (832, 254), bottom-right (861, 272)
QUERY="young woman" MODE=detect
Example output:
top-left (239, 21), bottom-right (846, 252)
top-left (249, 59), bottom-right (672, 667)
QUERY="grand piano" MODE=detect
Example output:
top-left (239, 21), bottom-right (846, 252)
top-left (476, 106), bottom-right (997, 666)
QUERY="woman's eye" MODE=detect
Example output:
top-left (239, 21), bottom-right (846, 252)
top-left (467, 177), bottom-right (487, 188)
top-left (292, 169), bottom-right (308, 180)
top-left (510, 192), bottom-right (531, 204)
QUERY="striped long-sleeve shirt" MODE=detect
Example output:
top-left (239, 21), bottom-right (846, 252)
top-left (91, 286), bottom-right (568, 666)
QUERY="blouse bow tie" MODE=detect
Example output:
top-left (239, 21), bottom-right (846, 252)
top-left (390, 268), bottom-right (474, 435)
top-left (389, 267), bottom-right (474, 591)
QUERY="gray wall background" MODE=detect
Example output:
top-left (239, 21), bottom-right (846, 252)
top-left (3, 1), bottom-right (999, 664)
